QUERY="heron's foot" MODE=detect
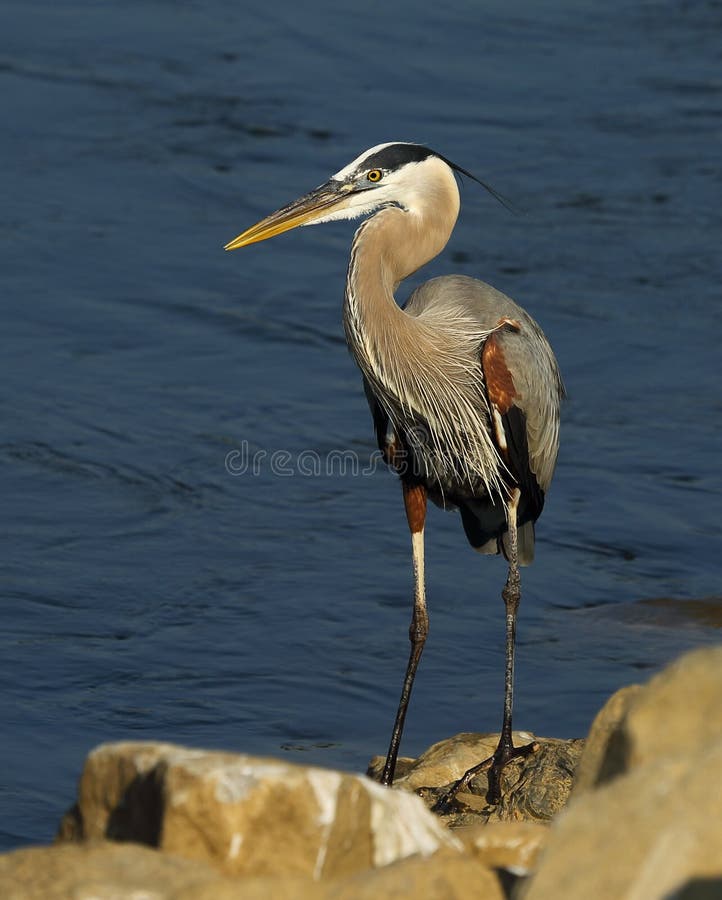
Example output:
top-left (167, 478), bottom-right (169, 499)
top-left (430, 739), bottom-right (539, 815)
top-left (486, 739), bottom-right (539, 805)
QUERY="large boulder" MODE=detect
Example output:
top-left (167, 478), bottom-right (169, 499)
top-left (521, 646), bottom-right (722, 900)
top-left (317, 848), bottom-right (504, 900)
top-left (0, 840), bottom-right (505, 900)
top-left (58, 742), bottom-right (462, 880)
top-left (0, 842), bottom-right (277, 900)
top-left (574, 646), bottom-right (722, 791)
top-left (569, 683), bottom-right (642, 794)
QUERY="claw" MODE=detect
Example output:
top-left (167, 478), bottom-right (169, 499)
top-left (430, 740), bottom-right (539, 814)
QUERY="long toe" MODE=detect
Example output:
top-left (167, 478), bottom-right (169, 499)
top-left (487, 739), bottom-right (539, 804)
top-left (430, 739), bottom-right (540, 813)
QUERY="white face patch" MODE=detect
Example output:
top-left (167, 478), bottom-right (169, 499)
top-left (307, 155), bottom-right (458, 227)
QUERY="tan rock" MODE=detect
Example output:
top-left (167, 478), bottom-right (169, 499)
top-left (368, 733), bottom-right (514, 789)
top-left (324, 847), bottom-right (504, 900)
top-left (455, 820), bottom-right (549, 875)
top-left (522, 647), bottom-right (722, 900)
top-left (572, 646), bottom-right (722, 795)
top-left (366, 754), bottom-right (415, 782)
top-left (174, 873), bottom-right (324, 900)
top-left (0, 841), bottom-right (233, 900)
top-left (0, 839), bottom-right (507, 900)
top-left (370, 732), bottom-right (584, 827)
top-left (522, 741), bottom-right (722, 900)
top-left (0, 840), bottom-right (366, 899)
top-left (607, 646), bottom-right (722, 778)
top-left (571, 683), bottom-right (642, 794)
top-left (59, 742), bottom-right (461, 880)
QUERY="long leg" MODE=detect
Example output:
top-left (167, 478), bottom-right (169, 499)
top-left (380, 481), bottom-right (428, 786)
top-left (432, 487), bottom-right (537, 810)
top-left (485, 486), bottom-right (535, 801)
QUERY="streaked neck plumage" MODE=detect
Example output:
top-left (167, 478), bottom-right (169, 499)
top-left (341, 160), bottom-right (505, 495)
top-left (342, 157), bottom-right (460, 386)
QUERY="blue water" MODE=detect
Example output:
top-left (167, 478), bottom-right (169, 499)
top-left (2, 0), bottom-right (721, 849)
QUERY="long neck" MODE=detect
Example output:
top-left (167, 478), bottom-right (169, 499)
top-left (342, 202), bottom-right (455, 383)
top-left (341, 181), bottom-right (506, 497)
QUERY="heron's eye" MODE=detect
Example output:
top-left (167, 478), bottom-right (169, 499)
top-left (367, 169), bottom-right (383, 183)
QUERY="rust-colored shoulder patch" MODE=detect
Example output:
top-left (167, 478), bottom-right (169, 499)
top-left (482, 330), bottom-right (517, 415)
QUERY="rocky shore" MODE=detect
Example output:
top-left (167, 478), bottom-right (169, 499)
top-left (2, 645), bottom-right (721, 898)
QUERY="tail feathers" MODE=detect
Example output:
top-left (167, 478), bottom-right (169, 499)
top-left (460, 502), bottom-right (536, 566)
top-left (475, 536), bottom-right (500, 556)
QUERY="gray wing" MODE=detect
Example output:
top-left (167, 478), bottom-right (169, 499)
top-left (405, 274), bottom-right (563, 493)
top-left (406, 275), bottom-right (564, 562)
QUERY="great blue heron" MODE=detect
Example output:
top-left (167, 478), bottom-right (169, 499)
top-left (225, 142), bottom-right (563, 804)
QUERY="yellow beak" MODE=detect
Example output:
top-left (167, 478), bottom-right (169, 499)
top-left (224, 181), bottom-right (352, 251)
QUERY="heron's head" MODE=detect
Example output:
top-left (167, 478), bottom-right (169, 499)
top-left (225, 142), bottom-right (482, 251)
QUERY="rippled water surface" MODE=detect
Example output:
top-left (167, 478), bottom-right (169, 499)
top-left (2, 0), bottom-right (721, 849)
